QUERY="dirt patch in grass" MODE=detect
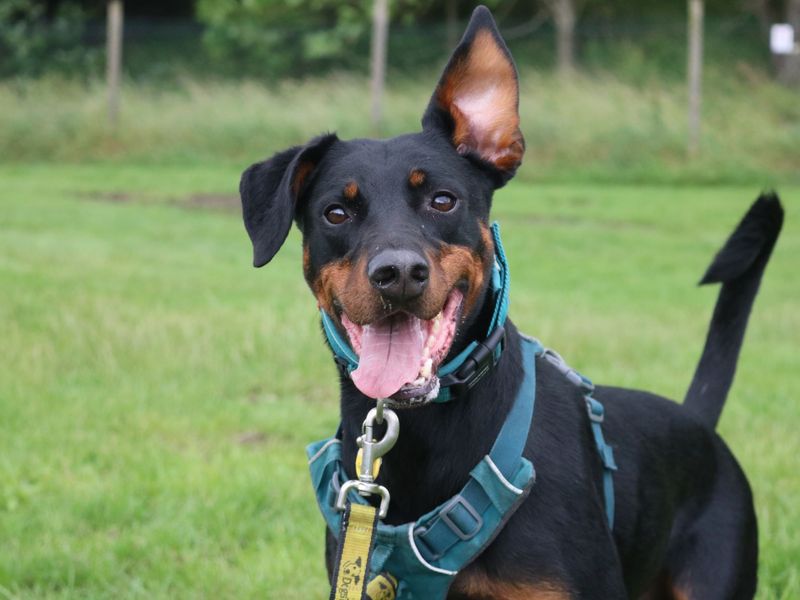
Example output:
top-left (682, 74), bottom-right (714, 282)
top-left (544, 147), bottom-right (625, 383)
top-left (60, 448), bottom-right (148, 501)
top-left (233, 431), bottom-right (269, 446)
top-left (80, 191), bottom-right (135, 203)
top-left (182, 194), bottom-right (239, 212)
top-left (79, 191), bottom-right (240, 213)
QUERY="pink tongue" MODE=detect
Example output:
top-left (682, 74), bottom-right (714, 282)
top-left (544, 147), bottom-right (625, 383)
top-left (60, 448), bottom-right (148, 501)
top-left (351, 315), bottom-right (426, 398)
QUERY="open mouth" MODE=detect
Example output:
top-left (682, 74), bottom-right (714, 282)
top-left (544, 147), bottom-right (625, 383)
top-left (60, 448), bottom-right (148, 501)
top-left (340, 289), bottom-right (464, 405)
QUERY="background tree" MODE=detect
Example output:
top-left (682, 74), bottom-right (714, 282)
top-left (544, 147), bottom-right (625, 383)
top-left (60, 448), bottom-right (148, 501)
top-left (778, 0), bottom-right (800, 84)
top-left (543, 0), bottom-right (581, 75)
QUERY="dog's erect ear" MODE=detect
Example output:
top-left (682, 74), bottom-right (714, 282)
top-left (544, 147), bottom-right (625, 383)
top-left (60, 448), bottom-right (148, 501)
top-left (422, 6), bottom-right (524, 183)
top-left (240, 133), bottom-right (338, 267)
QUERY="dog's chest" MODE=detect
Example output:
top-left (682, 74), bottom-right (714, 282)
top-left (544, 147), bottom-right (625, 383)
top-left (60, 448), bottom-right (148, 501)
top-left (448, 569), bottom-right (571, 599)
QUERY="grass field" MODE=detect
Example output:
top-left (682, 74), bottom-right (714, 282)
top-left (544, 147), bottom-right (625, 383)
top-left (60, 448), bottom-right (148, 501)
top-left (0, 163), bottom-right (798, 598)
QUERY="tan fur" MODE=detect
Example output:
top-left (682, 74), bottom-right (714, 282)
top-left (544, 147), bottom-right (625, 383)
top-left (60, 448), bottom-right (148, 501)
top-left (450, 568), bottom-right (571, 599)
top-left (343, 180), bottom-right (359, 200)
top-left (431, 243), bottom-right (486, 318)
top-left (435, 29), bottom-right (524, 172)
top-left (312, 256), bottom-right (379, 324)
top-left (310, 229), bottom-right (492, 327)
top-left (478, 221), bottom-right (494, 260)
top-left (302, 244), bottom-right (311, 277)
top-left (409, 168), bottom-right (426, 187)
top-left (292, 160), bottom-right (316, 197)
top-left (639, 573), bottom-right (691, 600)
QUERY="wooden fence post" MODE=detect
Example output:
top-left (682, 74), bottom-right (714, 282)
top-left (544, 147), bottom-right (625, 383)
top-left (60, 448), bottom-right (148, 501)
top-left (687, 0), bottom-right (704, 157)
top-left (106, 0), bottom-right (123, 128)
top-left (370, 0), bottom-right (389, 136)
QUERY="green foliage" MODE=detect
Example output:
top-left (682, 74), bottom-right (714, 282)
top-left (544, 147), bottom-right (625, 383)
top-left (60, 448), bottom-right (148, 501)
top-left (0, 0), bottom-right (99, 78)
top-left (193, 0), bottom-right (505, 79)
top-left (0, 165), bottom-right (798, 597)
top-left (195, 0), bottom-right (372, 77)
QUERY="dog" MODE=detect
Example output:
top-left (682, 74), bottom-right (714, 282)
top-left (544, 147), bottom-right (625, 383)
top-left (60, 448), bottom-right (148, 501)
top-left (239, 6), bottom-right (782, 599)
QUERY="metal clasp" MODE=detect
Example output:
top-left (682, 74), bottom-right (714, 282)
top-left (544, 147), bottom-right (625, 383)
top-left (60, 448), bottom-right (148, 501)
top-left (335, 400), bottom-right (399, 519)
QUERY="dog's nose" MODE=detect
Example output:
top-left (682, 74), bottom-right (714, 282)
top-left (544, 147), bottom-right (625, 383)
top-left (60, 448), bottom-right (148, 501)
top-left (368, 249), bottom-right (429, 302)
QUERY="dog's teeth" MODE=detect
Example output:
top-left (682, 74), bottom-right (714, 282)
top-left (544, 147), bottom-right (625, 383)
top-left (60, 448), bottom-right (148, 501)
top-left (420, 358), bottom-right (433, 379)
top-left (425, 335), bottom-right (435, 351)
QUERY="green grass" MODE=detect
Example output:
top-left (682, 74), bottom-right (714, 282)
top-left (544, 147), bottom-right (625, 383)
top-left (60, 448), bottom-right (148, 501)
top-left (0, 164), bottom-right (798, 598)
top-left (1, 66), bottom-right (799, 185)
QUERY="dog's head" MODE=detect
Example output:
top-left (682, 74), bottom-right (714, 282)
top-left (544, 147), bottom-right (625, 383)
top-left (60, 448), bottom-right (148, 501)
top-left (241, 7), bottom-right (523, 404)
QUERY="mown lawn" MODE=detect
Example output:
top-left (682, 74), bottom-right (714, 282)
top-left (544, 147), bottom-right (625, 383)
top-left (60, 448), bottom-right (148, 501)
top-left (0, 164), bottom-right (797, 598)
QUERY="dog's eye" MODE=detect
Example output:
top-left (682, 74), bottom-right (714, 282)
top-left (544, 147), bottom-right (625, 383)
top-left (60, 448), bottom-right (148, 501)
top-left (324, 205), bottom-right (350, 225)
top-left (430, 192), bottom-right (457, 212)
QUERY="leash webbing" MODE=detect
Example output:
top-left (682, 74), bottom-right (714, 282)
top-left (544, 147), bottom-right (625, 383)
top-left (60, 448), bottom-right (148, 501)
top-left (330, 502), bottom-right (380, 600)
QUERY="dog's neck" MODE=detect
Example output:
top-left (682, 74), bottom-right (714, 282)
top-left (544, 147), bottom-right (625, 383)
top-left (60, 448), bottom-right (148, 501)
top-left (336, 290), bottom-right (525, 524)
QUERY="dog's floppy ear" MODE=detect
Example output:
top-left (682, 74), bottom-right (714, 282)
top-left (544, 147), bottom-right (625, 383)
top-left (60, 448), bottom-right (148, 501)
top-left (240, 133), bottom-right (338, 267)
top-left (422, 6), bottom-right (524, 184)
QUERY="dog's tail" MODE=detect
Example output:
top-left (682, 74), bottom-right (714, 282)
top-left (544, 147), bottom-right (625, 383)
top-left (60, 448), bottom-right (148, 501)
top-left (683, 193), bottom-right (783, 429)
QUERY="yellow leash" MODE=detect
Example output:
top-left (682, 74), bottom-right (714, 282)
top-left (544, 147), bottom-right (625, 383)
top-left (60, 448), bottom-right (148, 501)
top-left (330, 503), bottom-right (380, 600)
top-left (330, 402), bottom-right (400, 600)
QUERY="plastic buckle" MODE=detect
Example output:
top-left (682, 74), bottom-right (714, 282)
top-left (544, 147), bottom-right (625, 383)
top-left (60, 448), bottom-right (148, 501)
top-left (578, 375), bottom-right (596, 395)
top-left (586, 398), bottom-right (605, 423)
top-left (439, 495), bottom-right (483, 541)
top-left (542, 348), bottom-right (595, 394)
top-left (440, 326), bottom-right (505, 398)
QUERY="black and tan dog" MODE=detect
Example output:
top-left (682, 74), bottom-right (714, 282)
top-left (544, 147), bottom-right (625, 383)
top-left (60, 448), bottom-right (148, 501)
top-left (240, 6), bottom-right (782, 599)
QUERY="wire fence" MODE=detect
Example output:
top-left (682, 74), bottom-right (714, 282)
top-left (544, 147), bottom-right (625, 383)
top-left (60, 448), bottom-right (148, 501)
top-left (0, 13), bottom-right (771, 82)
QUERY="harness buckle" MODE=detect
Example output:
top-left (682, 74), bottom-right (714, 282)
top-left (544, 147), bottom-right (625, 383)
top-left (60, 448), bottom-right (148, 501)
top-left (439, 495), bottom-right (483, 541)
top-left (439, 325), bottom-right (505, 397)
top-left (412, 494), bottom-right (484, 562)
top-left (542, 348), bottom-right (595, 394)
top-left (586, 398), bottom-right (605, 423)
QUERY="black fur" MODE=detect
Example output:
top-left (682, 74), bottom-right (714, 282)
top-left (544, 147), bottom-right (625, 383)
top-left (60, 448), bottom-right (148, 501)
top-left (240, 6), bottom-right (781, 598)
top-left (684, 193), bottom-right (784, 428)
top-left (241, 133), bottom-right (338, 267)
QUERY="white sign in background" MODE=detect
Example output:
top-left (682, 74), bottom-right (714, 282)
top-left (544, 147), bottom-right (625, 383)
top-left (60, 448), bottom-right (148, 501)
top-left (770, 24), bottom-right (796, 55)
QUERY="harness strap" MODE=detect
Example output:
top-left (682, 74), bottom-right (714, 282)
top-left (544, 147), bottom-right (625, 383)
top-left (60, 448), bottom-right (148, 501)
top-left (308, 337), bottom-right (618, 598)
top-left (585, 397), bottom-right (618, 528)
top-left (413, 337), bottom-right (541, 562)
top-left (542, 348), bottom-right (617, 529)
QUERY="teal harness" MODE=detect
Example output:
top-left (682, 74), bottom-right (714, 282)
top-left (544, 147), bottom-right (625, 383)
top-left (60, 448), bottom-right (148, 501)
top-left (308, 223), bottom-right (617, 598)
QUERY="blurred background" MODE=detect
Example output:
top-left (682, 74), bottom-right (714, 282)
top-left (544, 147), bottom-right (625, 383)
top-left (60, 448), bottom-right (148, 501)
top-left (1, 1), bottom-right (798, 599)
top-left (1, 0), bottom-right (799, 180)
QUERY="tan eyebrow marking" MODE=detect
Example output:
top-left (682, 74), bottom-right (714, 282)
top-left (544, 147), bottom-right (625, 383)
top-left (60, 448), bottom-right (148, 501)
top-left (343, 180), bottom-right (359, 200)
top-left (409, 169), bottom-right (426, 187)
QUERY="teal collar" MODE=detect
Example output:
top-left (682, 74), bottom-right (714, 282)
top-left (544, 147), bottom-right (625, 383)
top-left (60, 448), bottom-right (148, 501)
top-left (320, 222), bottom-right (510, 403)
